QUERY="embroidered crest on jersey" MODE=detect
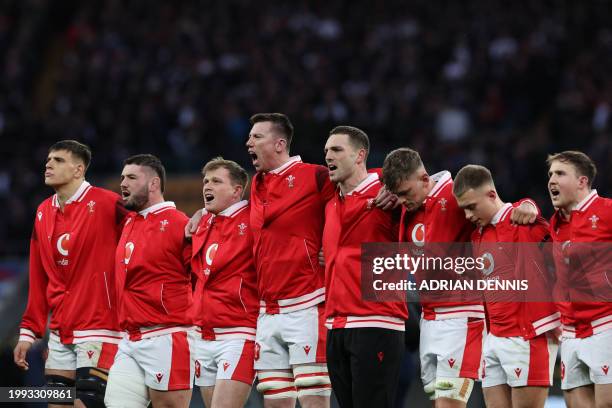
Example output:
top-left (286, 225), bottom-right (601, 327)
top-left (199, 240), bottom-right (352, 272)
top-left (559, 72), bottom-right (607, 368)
top-left (160, 219), bottom-right (169, 232)
top-left (87, 200), bottom-right (96, 213)
top-left (439, 198), bottom-right (447, 211)
top-left (37, 212), bottom-right (43, 221)
top-left (286, 174), bottom-right (295, 188)
top-left (238, 222), bottom-right (247, 236)
top-left (590, 214), bottom-right (599, 229)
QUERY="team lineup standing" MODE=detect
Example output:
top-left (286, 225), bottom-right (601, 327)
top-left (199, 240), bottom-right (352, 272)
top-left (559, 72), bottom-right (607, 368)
top-left (14, 114), bottom-right (612, 408)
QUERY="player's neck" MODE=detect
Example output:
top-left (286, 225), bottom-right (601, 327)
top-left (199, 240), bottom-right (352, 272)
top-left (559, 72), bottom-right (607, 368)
top-left (141, 195), bottom-right (165, 211)
top-left (339, 166), bottom-right (368, 195)
top-left (266, 153), bottom-right (292, 173)
top-left (572, 188), bottom-right (592, 210)
top-left (55, 178), bottom-right (85, 209)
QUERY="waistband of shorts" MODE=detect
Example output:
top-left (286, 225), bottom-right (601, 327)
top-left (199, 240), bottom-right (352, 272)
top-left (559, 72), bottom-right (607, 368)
top-left (259, 287), bottom-right (325, 314)
top-left (326, 315), bottom-right (405, 331)
top-left (562, 314), bottom-right (612, 338)
top-left (196, 326), bottom-right (256, 341)
top-left (48, 329), bottom-right (123, 345)
top-left (423, 304), bottom-right (485, 320)
top-left (127, 325), bottom-right (196, 341)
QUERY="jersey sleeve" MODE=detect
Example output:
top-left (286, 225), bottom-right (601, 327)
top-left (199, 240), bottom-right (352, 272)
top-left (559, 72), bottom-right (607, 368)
top-left (315, 165), bottom-right (336, 202)
top-left (19, 222), bottom-right (49, 342)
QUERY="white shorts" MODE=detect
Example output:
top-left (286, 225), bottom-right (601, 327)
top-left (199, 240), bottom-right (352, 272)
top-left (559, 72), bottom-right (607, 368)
top-left (193, 338), bottom-right (256, 387)
top-left (108, 331), bottom-right (196, 391)
top-left (254, 304), bottom-right (326, 370)
top-left (420, 318), bottom-right (485, 387)
top-left (561, 329), bottom-right (612, 390)
top-left (482, 332), bottom-right (558, 388)
top-left (45, 333), bottom-right (118, 371)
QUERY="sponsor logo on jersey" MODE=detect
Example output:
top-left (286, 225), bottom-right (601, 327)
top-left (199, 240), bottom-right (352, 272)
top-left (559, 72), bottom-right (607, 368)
top-left (411, 223), bottom-right (425, 247)
top-left (481, 252), bottom-right (494, 276)
top-left (57, 233), bottom-right (71, 257)
top-left (124, 242), bottom-right (134, 265)
top-left (206, 243), bottom-right (219, 266)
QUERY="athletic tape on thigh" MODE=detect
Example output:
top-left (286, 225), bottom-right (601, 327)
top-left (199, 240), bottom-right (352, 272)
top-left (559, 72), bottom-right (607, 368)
top-left (435, 377), bottom-right (474, 403)
top-left (256, 371), bottom-right (298, 399)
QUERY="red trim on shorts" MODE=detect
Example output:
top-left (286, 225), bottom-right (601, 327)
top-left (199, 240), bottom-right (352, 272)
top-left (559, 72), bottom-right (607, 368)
top-left (97, 343), bottom-right (118, 370)
top-left (459, 319), bottom-right (484, 379)
top-left (316, 303), bottom-right (327, 363)
top-left (231, 340), bottom-right (256, 385)
top-left (527, 334), bottom-right (551, 386)
top-left (168, 332), bottom-right (192, 390)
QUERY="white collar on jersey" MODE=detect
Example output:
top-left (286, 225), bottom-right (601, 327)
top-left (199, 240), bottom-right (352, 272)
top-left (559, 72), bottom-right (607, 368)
top-left (52, 180), bottom-right (91, 207)
top-left (345, 172), bottom-right (379, 196)
top-left (427, 171), bottom-right (452, 198)
top-left (138, 201), bottom-right (176, 218)
top-left (490, 202), bottom-right (512, 225)
top-left (573, 189), bottom-right (598, 212)
top-left (219, 200), bottom-right (248, 217)
top-left (269, 156), bottom-right (302, 175)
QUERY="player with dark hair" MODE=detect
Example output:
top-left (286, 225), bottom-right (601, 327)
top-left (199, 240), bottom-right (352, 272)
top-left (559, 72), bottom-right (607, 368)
top-left (323, 126), bottom-right (407, 408)
top-left (14, 140), bottom-right (126, 408)
top-left (246, 113), bottom-right (334, 408)
top-left (105, 154), bottom-right (196, 408)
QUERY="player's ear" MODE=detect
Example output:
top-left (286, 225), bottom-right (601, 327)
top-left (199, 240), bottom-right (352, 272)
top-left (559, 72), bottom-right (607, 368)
top-left (74, 162), bottom-right (86, 179)
top-left (487, 189), bottom-right (497, 200)
top-left (275, 137), bottom-right (287, 153)
top-left (577, 175), bottom-right (589, 189)
top-left (234, 184), bottom-right (244, 199)
top-left (150, 176), bottom-right (161, 193)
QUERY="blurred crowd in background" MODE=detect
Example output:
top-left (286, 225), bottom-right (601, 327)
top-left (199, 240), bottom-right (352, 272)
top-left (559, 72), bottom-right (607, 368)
top-left (1, 0), bottom-right (612, 257)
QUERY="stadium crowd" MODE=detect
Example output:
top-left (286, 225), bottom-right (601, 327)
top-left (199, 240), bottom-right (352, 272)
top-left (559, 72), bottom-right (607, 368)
top-left (2, 0), bottom-right (612, 256)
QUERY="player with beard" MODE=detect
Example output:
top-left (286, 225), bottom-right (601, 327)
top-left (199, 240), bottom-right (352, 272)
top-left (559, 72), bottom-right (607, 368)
top-left (105, 154), bottom-right (196, 408)
top-left (14, 140), bottom-right (126, 408)
top-left (547, 151), bottom-right (612, 408)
